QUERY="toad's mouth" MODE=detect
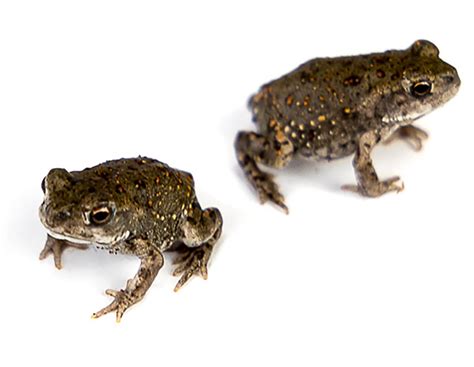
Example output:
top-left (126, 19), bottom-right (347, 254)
top-left (45, 228), bottom-right (97, 246)
top-left (45, 227), bottom-right (129, 247)
top-left (382, 104), bottom-right (433, 124)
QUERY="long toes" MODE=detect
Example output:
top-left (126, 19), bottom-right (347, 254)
top-left (257, 183), bottom-right (288, 213)
top-left (105, 289), bottom-right (120, 297)
top-left (342, 177), bottom-right (403, 197)
top-left (411, 138), bottom-right (423, 151)
top-left (53, 256), bottom-right (63, 270)
top-left (401, 127), bottom-right (428, 151)
top-left (172, 256), bottom-right (194, 276)
top-left (173, 252), bottom-right (191, 266)
top-left (38, 247), bottom-right (51, 260)
top-left (174, 270), bottom-right (195, 292)
top-left (391, 180), bottom-right (404, 193)
top-left (411, 128), bottom-right (429, 140)
top-left (50, 244), bottom-right (66, 269)
top-left (174, 260), bottom-right (209, 291)
top-left (173, 246), bottom-right (212, 290)
top-left (91, 303), bottom-right (117, 319)
top-left (200, 264), bottom-right (208, 280)
top-left (382, 177), bottom-right (404, 193)
top-left (341, 184), bottom-right (361, 194)
top-left (384, 176), bottom-right (401, 185)
top-left (51, 248), bottom-right (63, 269)
top-left (405, 135), bottom-right (426, 151)
top-left (398, 182), bottom-right (405, 192)
top-left (172, 267), bottom-right (185, 277)
top-left (115, 306), bottom-right (126, 323)
top-left (270, 196), bottom-right (289, 214)
top-left (92, 289), bottom-right (128, 319)
top-left (383, 126), bottom-right (429, 151)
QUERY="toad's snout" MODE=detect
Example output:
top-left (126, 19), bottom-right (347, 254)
top-left (39, 202), bottom-right (72, 229)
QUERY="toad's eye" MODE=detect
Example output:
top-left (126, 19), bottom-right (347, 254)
top-left (90, 207), bottom-right (112, 225)
top-left (411, 81), bottom-right (432, 97)
top-left (41, 177), bottom-right (46, 193)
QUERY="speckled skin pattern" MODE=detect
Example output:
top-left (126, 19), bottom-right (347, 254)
top-left (39, 157), bottom-right (222, 322)
top-left (235, 40), bottom-right (460, 212)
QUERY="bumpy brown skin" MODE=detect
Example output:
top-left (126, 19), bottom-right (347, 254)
top-left (39, 157), bottom-right (223, 322)
top-left (235, 40), bottom-right (460, 212)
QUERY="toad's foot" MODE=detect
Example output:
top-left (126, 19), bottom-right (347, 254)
top-left (39, 235), bottom-right (88, 269)
top-left (253, 171), bottom-right (288, 214)
top-left (173, 244), bottom-right (213, 292)
top-left (91, 289), bottom-right (139, 323)
top-left (341, 176), bottom-right (404, 197)
top-left (384, 125), bottom-right (428, 151)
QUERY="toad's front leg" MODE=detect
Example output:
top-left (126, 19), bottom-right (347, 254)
top-left (383, 125), bottom-right (429, 151)
top-left (92, 240), bottom-right (163, 322)
top-left (342, 130), bottom-right (404, 197)
top-left (39, 235), bottom-right (88, 269)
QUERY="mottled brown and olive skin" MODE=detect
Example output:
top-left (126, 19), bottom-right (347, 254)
top-left (39, 157), bottom-right (222, 322)
top-left (235, 40), bottom-right (460, 212)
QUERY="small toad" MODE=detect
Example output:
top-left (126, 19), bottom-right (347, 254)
top-left (235, 40), bottom-right (460, 212)
top-left (39, 157), bottom-right (223, 322)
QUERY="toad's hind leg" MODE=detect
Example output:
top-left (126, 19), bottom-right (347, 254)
top-left (234, 129), bottom-right (294, 213)
top-left (173, 206), bottom-right (223, 291)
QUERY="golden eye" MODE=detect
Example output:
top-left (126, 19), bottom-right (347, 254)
top-left (411, 81), bottom-right (432, 97)
top-left (90, 207), bottom-right (112, 225)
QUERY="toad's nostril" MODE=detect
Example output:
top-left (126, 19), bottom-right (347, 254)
top-left (443, 75), bottom-right (454, 84)
top-left (56, 211), bottom-right (71, 221)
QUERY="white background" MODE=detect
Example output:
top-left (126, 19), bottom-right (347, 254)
top-left (0, 1), bottom-right (472, 366)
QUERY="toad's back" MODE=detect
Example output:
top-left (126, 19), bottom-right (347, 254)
top-left (249, 46), bottom-right (440, 160)
top-left (74, 157), bottom-right (196, 216)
